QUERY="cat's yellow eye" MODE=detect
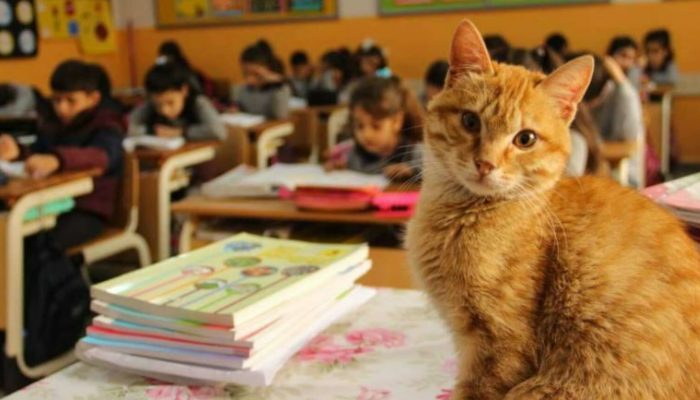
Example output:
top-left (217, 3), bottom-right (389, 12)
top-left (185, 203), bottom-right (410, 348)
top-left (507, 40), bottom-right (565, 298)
top-left (461, 111), bottom-right (481, 134)
top-left (513, 130), bottom-right (538, 149)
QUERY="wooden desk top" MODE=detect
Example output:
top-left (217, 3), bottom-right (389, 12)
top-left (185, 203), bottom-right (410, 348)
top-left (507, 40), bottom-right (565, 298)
top-left (171, 195), bottom-right (412, 225)
top-left (0, 169), bottom-right (100, 203)
top-left (132, 141), bottom-right (219, 164)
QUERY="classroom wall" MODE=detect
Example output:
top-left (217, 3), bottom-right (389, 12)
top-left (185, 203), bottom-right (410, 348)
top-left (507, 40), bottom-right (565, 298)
top-left (126, 1), bottom-right (700, 85)
top-left (2, 0), bottom-right (699, 94)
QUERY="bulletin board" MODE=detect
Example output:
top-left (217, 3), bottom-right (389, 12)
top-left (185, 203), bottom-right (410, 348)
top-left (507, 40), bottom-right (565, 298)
top-left (379, 0), bottom-right (606, 15)
top-left (0, 0), bottom-right (38, 58)
top-left (155, 0), bottom-right (338, 28)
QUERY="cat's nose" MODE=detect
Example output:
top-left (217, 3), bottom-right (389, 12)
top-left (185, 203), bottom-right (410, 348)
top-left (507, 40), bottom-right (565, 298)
top-left (474, 159), bottom-right (495, 176)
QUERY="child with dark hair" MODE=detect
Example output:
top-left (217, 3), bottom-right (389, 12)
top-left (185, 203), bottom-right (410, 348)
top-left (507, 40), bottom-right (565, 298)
top-left (545, 33), bottom-right (569, 56)
top-left (158, 40), bottom-right (217, 98)
top-left (424, 60), bottom-right (448, 104)
top-left (326, 76), bottom-right (425, 180)
top-left (483, 35), bottom-right (511, 63)
top-left (643, 29), bottom-right (678, 86)
top-left (129, 61), bottom-right (225, 141)
top-left (289, 50), bottom-right (313, 98)
top-left (86, 63), bottom-right (127, 117)
top-left (309, 48), bottom-right (356, 105)
top-left (0, 59), bottom-right (125, 249)
top-left (607, 36), bottom-right (642, 87)
top-left (356, 42), bottom-right (390, 78)
top-left (234, 40), bottom-right (291, 119)
top-left (0, 83), bottom-right (41, 118)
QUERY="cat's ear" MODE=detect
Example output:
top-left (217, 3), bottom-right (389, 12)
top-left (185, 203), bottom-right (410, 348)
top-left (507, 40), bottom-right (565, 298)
top-left (540, 55), bottom-right (594, 122)
top-left (447, 19), bottom-right (493, 86)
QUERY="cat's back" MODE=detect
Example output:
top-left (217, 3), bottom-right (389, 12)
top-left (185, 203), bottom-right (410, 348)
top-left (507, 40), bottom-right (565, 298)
top-left (551, 175), bottom-right (698, 255)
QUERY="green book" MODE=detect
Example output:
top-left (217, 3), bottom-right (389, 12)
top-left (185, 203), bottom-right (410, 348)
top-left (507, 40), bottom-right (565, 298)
top-left (91, 233), bottom-right (368, 328)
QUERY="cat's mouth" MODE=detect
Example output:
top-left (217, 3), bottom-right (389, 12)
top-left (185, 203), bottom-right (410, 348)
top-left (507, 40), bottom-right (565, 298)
top-left (460, 173), bottom-right (517, 197)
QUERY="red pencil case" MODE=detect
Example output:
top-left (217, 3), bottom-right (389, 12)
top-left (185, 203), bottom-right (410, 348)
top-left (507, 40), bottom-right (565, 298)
top-left (289, 186), bottom-right (380, 212)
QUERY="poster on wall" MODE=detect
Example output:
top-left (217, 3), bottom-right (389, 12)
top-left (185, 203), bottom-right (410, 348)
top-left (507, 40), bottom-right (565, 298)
top-left (0, 0), bottom-right (38, 58)
top-left (379, 0), bottom-right (605, 15)
top-left (36, 0), bottom-right (78, 39)
top-left (155, 0), bottom-right (337, 27)
top-left (76, 0), bottom-right (115, 55)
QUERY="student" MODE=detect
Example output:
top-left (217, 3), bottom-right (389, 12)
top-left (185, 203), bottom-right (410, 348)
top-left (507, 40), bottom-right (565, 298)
top-left (356, 41), bottom-right (391, 78)
top-left (0, 83), bottom-right (40, 118)
top-left (607, 36), bottom-right (642, 88)
top-left (234, 40), bottom-right (291, 119)
top-left (545, 33), bottom-right (569, 57)
top-left (310, 48), bottom-right (356, 105)
top-left (643, 29), bottom-right (678, 86)
top-left (87, 63), bottom-right (127, 117)
top-left (483, 35), bottom-right (511, 63)
top-left (326, 77), bottom-right (424, 180)
top-left (0, 60), bottom-right (124, 249)
top-left (128, 61), bottom-right (226, 141)
top-left (289, 50), bottom-right (314, 99)
top-left (580, 54), bottom-right (644, 187)
top-left (424, 60), bottom-right (448, 104)
top-left (158, 40), bottom-right (216, 99)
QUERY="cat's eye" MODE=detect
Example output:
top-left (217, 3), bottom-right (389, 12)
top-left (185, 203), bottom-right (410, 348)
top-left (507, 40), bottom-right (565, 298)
top-left (513, 130), bottom-right (538, 149)
top-left (461, 111), bottom-right (481, 134)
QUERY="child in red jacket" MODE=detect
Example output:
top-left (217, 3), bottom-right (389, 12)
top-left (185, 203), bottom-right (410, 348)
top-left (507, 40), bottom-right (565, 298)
top-left (0, 60), bottom-right (124, 250)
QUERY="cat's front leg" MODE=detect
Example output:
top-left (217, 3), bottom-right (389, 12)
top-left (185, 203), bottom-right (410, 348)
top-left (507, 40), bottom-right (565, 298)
top-left (503, 378), bottom-right (581, 400)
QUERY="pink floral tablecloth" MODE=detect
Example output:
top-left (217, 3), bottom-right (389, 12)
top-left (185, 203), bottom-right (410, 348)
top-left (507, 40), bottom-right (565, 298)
top-left (7, 289), bottom-right (456, 400)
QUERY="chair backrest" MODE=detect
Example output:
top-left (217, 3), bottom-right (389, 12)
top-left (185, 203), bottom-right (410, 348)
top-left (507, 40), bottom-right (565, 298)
top-left (327, 107), bottom-right (349, 151)
top-left (112, 152), bottom-right (139, 232)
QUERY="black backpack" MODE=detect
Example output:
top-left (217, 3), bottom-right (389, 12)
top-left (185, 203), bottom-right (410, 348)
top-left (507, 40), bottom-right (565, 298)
top-left (23, 233), bottom-right (90, 367)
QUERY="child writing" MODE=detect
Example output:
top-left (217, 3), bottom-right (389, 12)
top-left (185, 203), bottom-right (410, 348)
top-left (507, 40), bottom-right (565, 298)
top-left (128, 61), bottom-right (226, 141)
top-left (643, 29), bottom-right (678, 86)
top-left (289, 50), bottom-right (314, 99)
top-left (326, 76), bottom-right (424, 180)
top-left (0, 60), bottom-right (124, 250)
top-left (234, 40), bottom-right (291, 119)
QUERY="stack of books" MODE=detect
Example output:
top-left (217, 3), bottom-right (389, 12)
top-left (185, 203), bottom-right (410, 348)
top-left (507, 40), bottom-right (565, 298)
top-left (76, 233), bottom-right (375, 386)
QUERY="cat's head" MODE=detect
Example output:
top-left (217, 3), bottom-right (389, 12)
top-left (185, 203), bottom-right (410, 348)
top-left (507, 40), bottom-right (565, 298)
top-left (425, 20), bottom-right (593, 198)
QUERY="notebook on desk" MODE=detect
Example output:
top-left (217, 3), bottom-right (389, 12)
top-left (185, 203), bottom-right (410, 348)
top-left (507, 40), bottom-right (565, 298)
top-left (122, 136), bottom-right (185, 152)
top-left (201, 164), bottom-right (389, 199)
top-left (220, 113), bottom-right (266, 128)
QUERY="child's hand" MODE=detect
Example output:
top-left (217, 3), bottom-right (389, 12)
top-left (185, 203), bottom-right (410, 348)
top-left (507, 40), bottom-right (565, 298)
top-left (26, 154), bottom-right (60, 179)
top-left (323, 158), bottom-right (348, 171)
top-left (0, 134), bottom-right (19, 161)
top-left (155, 124), bottom-right (184, 139)
top-left (251, 65), bottom-right (284, 84)
top-left (384, 163), bottom-right (415, 180)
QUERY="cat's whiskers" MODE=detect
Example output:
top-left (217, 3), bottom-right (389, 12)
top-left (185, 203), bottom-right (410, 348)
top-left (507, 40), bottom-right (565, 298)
top-left (514, 179), bottom-right (568, 256)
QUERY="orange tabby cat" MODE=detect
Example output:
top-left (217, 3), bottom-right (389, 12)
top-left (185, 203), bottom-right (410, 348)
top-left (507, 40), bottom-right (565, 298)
top-left (406, 20), bottom-right (700, 400)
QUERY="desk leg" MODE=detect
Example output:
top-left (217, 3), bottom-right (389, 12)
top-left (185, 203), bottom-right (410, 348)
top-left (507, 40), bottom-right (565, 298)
top-left (178, 215), bottom-right (199, 254)
top-left (137, 172), bottom-right (161, 261)
top-left (0, 214), bottom-right (6, 331)
top-left (660, 92), bottom-right (673, 178)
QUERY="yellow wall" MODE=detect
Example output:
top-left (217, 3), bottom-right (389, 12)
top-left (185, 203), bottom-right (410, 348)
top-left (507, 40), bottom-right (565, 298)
top-left (2, 1), bottom-right (700, 92)
top-left (0, 32), bottom-right (131, 94)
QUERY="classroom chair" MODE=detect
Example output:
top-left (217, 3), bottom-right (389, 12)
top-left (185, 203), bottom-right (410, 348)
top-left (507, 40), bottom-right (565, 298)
top-left (327, 107), bottom-right (349, 151)
top-left (257, 122), bottom-right (295, 169)
top-left (67, 153), bottom-right (152, 271)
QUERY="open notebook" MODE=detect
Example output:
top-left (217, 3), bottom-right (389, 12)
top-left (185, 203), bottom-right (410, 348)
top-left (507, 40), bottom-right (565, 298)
top-left (202, 164), bottom-right (389, 199)
top-left (122, 136), bottom-right (185, 152)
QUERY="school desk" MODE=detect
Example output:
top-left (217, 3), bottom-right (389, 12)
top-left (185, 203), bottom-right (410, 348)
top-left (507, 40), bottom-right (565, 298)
top-left (291, 105), bottom-right (346, 163)
top-left (0, 169), bottom-right (99, 379)
top-left (222, 120), bottom-right (295, 169)
top-left (5, 288), bottom-right (455, 400)
top-left (171, 190), bottom-right (417, 289)
top-left (134, 142), bottom-right (217, 262)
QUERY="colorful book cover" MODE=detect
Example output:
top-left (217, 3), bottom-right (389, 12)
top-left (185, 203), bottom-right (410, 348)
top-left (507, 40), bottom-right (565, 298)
top-left (76, 286), bottom-right (377, 387)
top-left (92, 233), bottom-right (368, 327)
top-left (90, 259), bottom-right (369, 346)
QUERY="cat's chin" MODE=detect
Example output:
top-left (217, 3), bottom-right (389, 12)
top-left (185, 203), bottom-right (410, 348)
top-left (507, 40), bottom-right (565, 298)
top-left (460, 179), bottom-right (514, 198)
